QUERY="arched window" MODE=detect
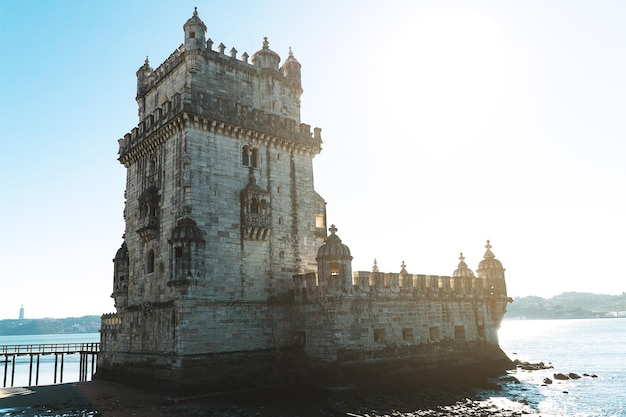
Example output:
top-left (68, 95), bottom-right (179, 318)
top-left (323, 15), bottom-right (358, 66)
top-left (260, 199), bottom-right (267, 215)
top-left (330, 262), bottom-right (340, 276)
top-left (242, 145), bottom-right (250, 166)
top-left (146, 249), bottom-right (155, 274)
top-left (250, 198), bottom-right (259, 214)
top-left (250, 148), bottom-right (259, 168)
top-left (242, 145), bottom-right (260, 168)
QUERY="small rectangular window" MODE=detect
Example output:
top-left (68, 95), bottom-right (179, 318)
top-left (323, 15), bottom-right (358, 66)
top-left (402, 328), bottom-right (414, 342)
top-left (429, 326), bottom-right (440, 342)
top-left (373, 328), bottom-right (386, 343)
top-left (478, 325), bottom-right (486, 338)
top-left (454, 325), bottom-right (466, 341)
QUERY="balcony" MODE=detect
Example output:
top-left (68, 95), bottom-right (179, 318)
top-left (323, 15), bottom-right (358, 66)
top-left (136, 215), bottom-right (158, 242)
top-left (243, 214), bottom-right (270, 240)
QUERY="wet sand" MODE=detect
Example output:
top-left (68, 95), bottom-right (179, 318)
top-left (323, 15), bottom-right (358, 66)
top-left (0, 380), bottom-right (536, 416)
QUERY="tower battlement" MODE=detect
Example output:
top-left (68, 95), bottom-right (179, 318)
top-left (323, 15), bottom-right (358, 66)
top-left (293, 271), bottom-right (496, 300)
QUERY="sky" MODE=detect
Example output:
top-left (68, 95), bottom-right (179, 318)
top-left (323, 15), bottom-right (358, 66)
top-left (0, 1), bottom-right (624, 319)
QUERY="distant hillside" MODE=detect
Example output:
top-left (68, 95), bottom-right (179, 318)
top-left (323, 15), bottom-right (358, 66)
top-left (506, 292), bottom-right (626, 319)
top-left (0, 316), bottom-right (101, 335)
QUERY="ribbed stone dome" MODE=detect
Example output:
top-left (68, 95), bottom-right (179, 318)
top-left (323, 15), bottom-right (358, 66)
top-left (252, 37), bottom-right (281, 70)
top-left (453, 253), bottom-right (475, 277)
top-left (316, 225), bottom-right (352, 260)
top-left (114, 241), bottom-right (128, 261)
top-left (477, 240), bottom-right (504, 270)
top-left (169, 217), bottom-right (205, 243)
top-left (183, 7), bottom-right (207, 32)
top-left (137, 57), bottom-right (153, 73)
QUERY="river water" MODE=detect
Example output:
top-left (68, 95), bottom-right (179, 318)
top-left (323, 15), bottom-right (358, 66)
top-left (485, 317), bottom-right (626, 416)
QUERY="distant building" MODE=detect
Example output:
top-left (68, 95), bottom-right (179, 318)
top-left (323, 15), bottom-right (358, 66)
top-left (19, 305), bottom-right (24, 321)
top-left (98, 8), bottom-right (511, 389)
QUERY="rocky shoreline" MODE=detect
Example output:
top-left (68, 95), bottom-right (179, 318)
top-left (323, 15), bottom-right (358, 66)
top-left (4, 359), bottom-right (602, 417)
top-left (1, 379), bottom-right (537, 417)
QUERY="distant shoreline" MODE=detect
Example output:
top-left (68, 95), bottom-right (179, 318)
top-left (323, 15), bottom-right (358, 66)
top-left (0, 315), bottom-right (100, 336)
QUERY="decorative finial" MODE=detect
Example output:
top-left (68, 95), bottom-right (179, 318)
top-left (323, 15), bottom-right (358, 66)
top-left (329, 224), bottom-right (337, 235)
top-left (400, 261), bottom-right (407, 274)
top-left (483, 240), bottom-right (495, 259)
top-left (401, 261), bottom-right (406, 269)
top-left (372, 259), bottom-right (379, 273)
top-left (263, 37), bottom-right (269, 49)
top-left (193, 7), bottom-right (198, 17)
top-left (145, 56), bottom-right (150, 65)
top-left (288, 46), bottom-right (293, 57)
top-left (459, 252), bottom-right (465, 262)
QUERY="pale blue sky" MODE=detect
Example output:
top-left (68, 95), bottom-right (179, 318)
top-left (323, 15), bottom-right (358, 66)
top-left (1, 1), bottom-right (624, 319)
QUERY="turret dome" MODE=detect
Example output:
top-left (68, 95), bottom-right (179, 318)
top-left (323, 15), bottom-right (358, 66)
top-left (476, 240), bottom-right (505, 279)
top-left (114, 241), bottom-right (128, 262)
top-left (453, 253), bottom-right (475, 277)
top-left (316, 225), bottom-right (352, 260)
top-left (169, 217), bottom-right (205, 244)
top-left (477, 240), bottom-right (503, 269)
top-left (252, 37), bottom-right (281, 70)
top-left (137, 57), bottom-right (153, 74)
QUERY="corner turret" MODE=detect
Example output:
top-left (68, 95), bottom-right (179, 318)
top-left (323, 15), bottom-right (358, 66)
top-left (281, 47), bottom-right (303, 97)
top-left (136, 56), bottom-right (153, 97)
top-left (183, 7), bottom-right (207, 51)
top-left (316, 225), bottom-right (353, 292)
top-left (476, 240), bottom-right (507, 296)
top-left (112, 240), bottom-right (129, 309)
top-left (136, 57), bottom-right (153, 119)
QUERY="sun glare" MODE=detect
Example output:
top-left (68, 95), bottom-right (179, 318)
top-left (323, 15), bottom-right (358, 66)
top-left (376, 12), bottom-right (516, 143)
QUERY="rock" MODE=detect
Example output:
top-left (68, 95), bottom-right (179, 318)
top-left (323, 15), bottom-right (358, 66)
top-left (543, 378), bottom-right (553, 384)
top-left (568, 373), bottom-right (581, 379)
top-left (553, 373), bottom-right (569, 380)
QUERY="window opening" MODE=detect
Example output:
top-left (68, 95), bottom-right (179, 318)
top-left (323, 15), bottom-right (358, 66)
top-left (373, 328), bottom-right (386, 343)
top-left (242, 145), bottom-right (250, 165)
top-left (454, 325), bottom-right (466, 340)
top-left (250, 198), bottom-right (259, 214)
top-left (429, 326), bottom-right (440, 342)
top-left (402, 328), bottom-right (414, 341)
top-left (251, 148), bottom-right (259, 168)
top-left (146, 249), bottom-right (155, 274)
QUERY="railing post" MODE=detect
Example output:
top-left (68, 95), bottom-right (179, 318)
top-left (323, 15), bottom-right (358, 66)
top-left (28, 355), bottom-right (33, 386)
top-left (10, 355), bottom-right (15, 387)
top-left (60, 353), bottom-right (64, 383)
top-left (36, 354), bottom-right (40, 386)
top-left (3, 354), bottom-right (7, 387)
top-left (53, 353), bottom-right (58, 384)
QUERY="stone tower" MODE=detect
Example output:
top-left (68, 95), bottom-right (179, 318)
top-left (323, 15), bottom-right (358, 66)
top-left (100, 8), bottom-right (513, 389)
top-left (100, 8), bottom-right (326, 386)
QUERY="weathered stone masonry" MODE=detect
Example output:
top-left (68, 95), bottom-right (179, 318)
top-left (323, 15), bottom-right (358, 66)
top-left (99, 9), bottom-right (511, 388)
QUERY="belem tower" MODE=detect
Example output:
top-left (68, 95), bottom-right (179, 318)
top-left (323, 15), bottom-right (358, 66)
top-left (98, 8), bottom-right (512, 389)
